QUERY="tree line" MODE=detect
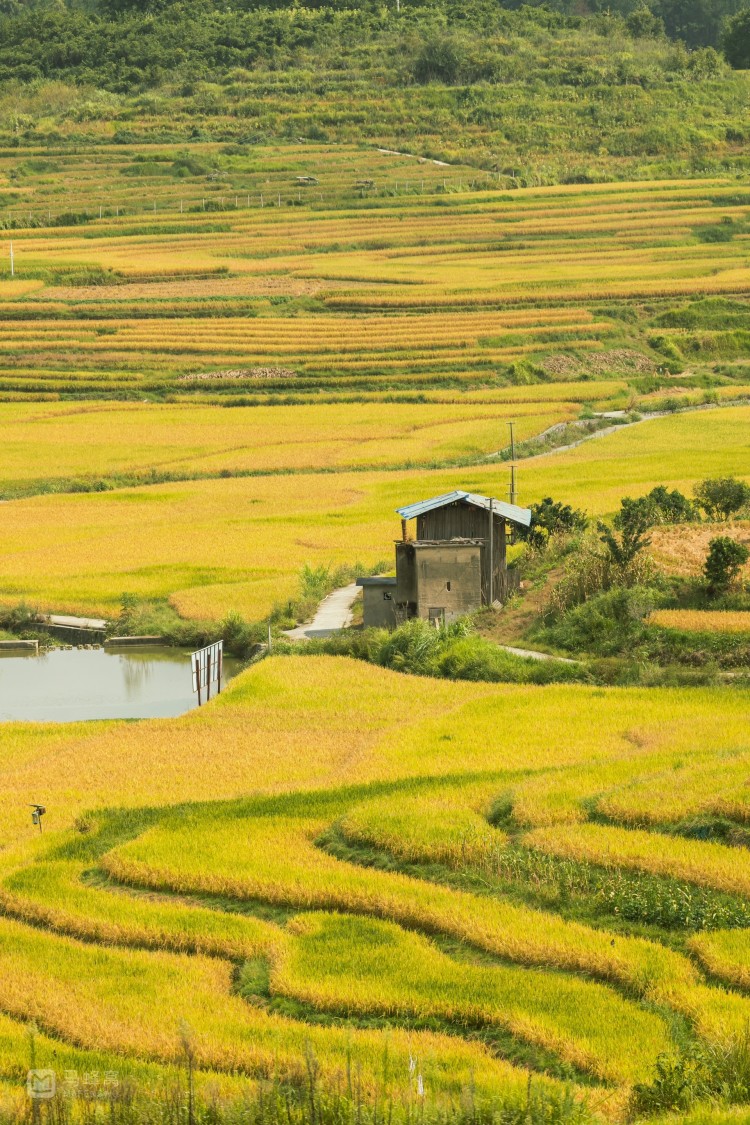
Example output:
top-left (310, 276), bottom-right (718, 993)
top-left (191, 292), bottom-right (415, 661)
top-left (0, 0), bottom-right (746, 94)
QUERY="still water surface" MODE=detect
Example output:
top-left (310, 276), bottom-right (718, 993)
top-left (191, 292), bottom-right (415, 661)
top-left (0, 646), bottom-right (242, 722)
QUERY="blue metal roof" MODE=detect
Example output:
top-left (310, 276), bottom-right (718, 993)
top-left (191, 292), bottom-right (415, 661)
top-left (396, 490), bottom-right (532, 527)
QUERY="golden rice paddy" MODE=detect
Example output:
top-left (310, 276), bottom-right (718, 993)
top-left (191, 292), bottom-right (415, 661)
top-left (1, 407), bottom-right (749, 620)
top-left (648, 609), bottom-right (750, 634)
top-left (2, 656), bottom-right (750, 1117)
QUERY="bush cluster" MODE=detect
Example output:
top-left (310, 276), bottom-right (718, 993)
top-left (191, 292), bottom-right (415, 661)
top-left (302, 617), bottom-right (587, 685)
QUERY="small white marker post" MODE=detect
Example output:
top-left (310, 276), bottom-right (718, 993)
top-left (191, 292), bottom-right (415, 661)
top-left (9, 241), bottom-right (14, 278)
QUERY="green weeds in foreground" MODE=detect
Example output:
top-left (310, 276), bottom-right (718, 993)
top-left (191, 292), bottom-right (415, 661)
top-left (631, 1032), bottom-right (750, 1117)
top-left (9, 1028), bottom-right (591, 1125)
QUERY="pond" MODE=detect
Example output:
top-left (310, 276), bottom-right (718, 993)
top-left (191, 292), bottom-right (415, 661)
top-left (0, 646), bottom-right (244, 722)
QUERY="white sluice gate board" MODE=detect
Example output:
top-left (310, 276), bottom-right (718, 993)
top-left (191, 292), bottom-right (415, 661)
top-left (191, 640), bottom-right (223, 693)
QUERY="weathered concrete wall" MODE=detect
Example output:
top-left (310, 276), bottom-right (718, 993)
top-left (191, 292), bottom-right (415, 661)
top-left (0, 639), bottom-right (38, 652)
top-left (360, 580), bottom-right (398, 630)
top-left (105, 636), bottom-right (164, 647)
top-left (414, 542), bottom-right (483, 620)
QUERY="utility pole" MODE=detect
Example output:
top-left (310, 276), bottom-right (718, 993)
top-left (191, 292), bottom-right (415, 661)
top-left (488, 497), bottom-right (494, 606)
top-left (508, 420), bottom-right (517, 506)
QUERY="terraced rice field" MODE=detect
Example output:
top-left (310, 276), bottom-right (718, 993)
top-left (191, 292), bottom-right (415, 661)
top-left (0, 144), bottom-right (747, 400)
top-left (2, 656), bottom-right (750, 1118)
top-left (3, 133), bottom-right (750, 1125)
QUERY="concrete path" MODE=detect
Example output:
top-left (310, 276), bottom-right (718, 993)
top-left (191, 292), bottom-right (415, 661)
top-left (284, 584), bottom-right (361, 641)
top-left (500, 643), bottom-right (577, 665)
top-left (49, 613), bottom-right (107, 630)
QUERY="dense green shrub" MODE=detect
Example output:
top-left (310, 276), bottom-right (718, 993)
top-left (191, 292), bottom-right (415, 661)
top-left (615, 486), bottom-right (695, 528)
top-left (516, 497), bottom-right (588, 551)
top-left (694, 475), bottom-right (750, 520)
top-left (300, 617), bottom-right (588, 684)
top-left (722, 6), bottom-right (750, 67)
top-left (536, 585), bottom-right (659, 656)
top-left (704, 535), bottom-right (749, 592)
top-left (544, 533), bottom-right (656, 617)
top-left (599, 508), bottom-right (652, 566)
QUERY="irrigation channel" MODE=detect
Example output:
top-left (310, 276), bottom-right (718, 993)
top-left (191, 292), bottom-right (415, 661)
top-left (0, 645), bottom-right (243, 722)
